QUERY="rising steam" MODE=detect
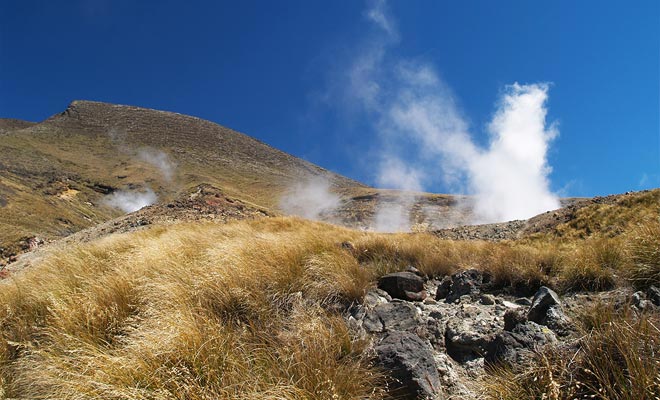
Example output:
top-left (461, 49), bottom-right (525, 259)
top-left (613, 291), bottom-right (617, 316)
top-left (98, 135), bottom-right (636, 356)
top-left (137, 148), bottom-right (176, 182)
top-left (104, 188), bottom-right (157, 213)
top-left (344, 0), bottom-right (559, 229)
top-left (104, 129), bottom-right (178, 213)
top-left (280, 176), bottom-right (342, 220)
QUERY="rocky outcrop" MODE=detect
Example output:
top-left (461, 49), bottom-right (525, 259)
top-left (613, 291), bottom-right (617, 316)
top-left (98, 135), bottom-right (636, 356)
top-left (435, 269), bottom-right (490, 303)
top-left (349, 271), bottom-right (582, 398)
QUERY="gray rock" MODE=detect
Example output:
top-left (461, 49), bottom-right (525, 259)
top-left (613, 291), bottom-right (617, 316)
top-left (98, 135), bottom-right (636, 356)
top-left (363, 302), bottom-right (421, 333)
top-left (375, 331), bottom-right (442, 399)
top-left (445, 306), bottom-right (501, 362)
top-left (648, 286), bottom-right (660, 306)
top-left (480, 294), bottom-right (496, 305)
top-left (435, 276), bottom-right (452, 300)
top-left (378, 272), bottom-right (425, 301)
top-left (446, 269), bottom-right (486, 303)
top-left (528, 286), bottom-right (561, 324)
top-left (486, 321), bottom-right (556, 366)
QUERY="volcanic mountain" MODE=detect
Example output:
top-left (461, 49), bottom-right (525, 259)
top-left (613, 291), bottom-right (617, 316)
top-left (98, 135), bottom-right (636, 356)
top-left (1, 100), bottom-right (473, 259)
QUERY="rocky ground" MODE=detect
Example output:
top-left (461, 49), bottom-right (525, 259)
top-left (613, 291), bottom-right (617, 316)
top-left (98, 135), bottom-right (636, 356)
top-left (347, 268), bottom-right (658, 399)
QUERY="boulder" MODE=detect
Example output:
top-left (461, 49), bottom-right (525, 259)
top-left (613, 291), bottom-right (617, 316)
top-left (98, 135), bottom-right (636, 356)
top-left (375, 331), bottom-right (442, 399)
top-left (378, 272), bottom-right (425, 301)
top-left (435, 276), bottom-right (452, 300)
top-left (486, 321), bottom-right (557, 366)
top-left (435, 269), bottom-right (490, 303)
top-left (363, 302), bottom-right (421, 333)
top-left (444, 306), bottom-right (501, 362)
top-left (527, 286), bottom-right (561, 323)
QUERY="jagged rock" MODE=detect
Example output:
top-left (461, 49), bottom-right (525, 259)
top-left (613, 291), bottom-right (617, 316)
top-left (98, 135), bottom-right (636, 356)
top-left (503, 308), bottom-right (527, 331)
top-left (435, 276), bottom-right (452, 300)
top-left (648, 286), bottom-right (660, 306)
top-left (480, 294), bottom-right (496, 305)
top-left (527, 286), bottom-right (561, 323)
top-left (378, 272), bottom-right (425, 301)
top-left (375, 331), bottom-right (442, 399)
top-left (363, 302), bottom-right (420, 333)
top-left (444, 306), bottom-right (501, 362)
top-left (445, 269), bottom-right (488, 303)
top-left (632, 291), bottom-right (651, 311)
top-left (486, 321), bottom-right (556, 366)
top-left (527, 287), bottom-right (572, 335)
top-left (544, 305), bottom-right (573, 336)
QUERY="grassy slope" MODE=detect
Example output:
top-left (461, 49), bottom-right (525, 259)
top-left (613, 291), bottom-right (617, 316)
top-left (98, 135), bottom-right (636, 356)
top-left (0, 200), bottom-right (658, 398)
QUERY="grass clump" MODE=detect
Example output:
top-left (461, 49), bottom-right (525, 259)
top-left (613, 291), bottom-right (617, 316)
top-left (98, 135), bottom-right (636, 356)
top-left (485, 304), bottom-right (660, 400)
top-left (627, 218), bottom-right (660, 289)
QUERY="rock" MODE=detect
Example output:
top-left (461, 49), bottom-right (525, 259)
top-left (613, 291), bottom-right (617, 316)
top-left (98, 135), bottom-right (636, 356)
top-left (404, 290), bottom-right (428, 302)
top-left (514, 297), bottom-right (532, 306)
top-left (374, 331), bottom-right (442, 399)
top-left (445, 306), bottom-right (501, 362)
top-left (648, 286), bottom-right (660, 306)
top-left (503, 308), bottom-right (527, 332)
top-left (363, 302), bottom-right (421, 333)
top-left (378, 272), bottom-right (425, 301)
top-left (527, 286), bottom-right (561, 324)
top-left (423, 297), bottom-right (437, 305)
top-left (405, 265), bottom-right (425, 278)
top-left (435, 276), bottom-right (452, 300)
top-left (445, 269), bottom-right (488, 303)
top-left (543, 305), bottom-right (573, 336)
top-left (480, 294), bottom-right (496, 305)
top-left (486, 321), bottom-right (556, 366)
top-left (363, 290), bottom-right (388, 308)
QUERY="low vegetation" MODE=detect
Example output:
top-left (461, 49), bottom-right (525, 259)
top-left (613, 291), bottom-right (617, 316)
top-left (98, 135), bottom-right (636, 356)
top-left (484, 303), bottom-right (660, 400)
top-left (0, 210), bottom-right (658, 398)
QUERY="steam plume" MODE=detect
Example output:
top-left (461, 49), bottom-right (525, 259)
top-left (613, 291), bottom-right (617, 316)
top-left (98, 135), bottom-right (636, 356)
top-left (137, 148), bottom-right (176, 181)
top-left (280, 176), bottom-right (341, 220)
top-left (342, 0), bottom-right (559, 228)
top-left (104, 188), bottom-right (157, 213)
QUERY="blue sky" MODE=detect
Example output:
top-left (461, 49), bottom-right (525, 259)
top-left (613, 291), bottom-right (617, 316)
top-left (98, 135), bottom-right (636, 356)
top-left (1, 0), bottom-right (658, 197)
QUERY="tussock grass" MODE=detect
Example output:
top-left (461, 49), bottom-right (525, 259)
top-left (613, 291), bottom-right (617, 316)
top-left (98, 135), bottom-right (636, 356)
top-left (484, 304), bottom-right (660, 400)
top-left (0, 218), bottom-right (384, 399)
top-left (0, 215), bottom-right (655, 397)
top-left (627, 218), bottom-right (660, 289)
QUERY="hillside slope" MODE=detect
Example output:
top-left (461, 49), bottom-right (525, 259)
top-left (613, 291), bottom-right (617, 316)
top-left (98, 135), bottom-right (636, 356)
top-left (0, 100), bottom-right (373, 259)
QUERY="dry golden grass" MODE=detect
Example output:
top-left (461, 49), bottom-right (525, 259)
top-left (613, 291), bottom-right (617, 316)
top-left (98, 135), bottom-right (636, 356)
top-left (484, 304), bottom-right (660, 400)
top-left (0, 214), bottom-right (656, 398)
top-left (0, 218), bottom-right (386, 399)
top-left (626, 217), bottom-right (660, 289)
